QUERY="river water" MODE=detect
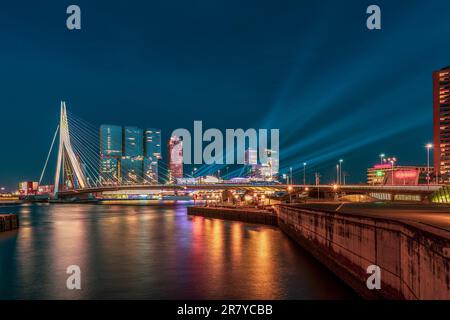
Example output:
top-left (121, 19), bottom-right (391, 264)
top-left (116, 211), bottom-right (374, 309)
top-left (0, 203), bottom-right (356, 299)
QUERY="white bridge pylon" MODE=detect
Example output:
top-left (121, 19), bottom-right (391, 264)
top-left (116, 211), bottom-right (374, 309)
top-left (54, 101), bottom-right (87, 196)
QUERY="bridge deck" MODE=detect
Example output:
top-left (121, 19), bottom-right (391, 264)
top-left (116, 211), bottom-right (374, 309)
top-left (57, 184), bottom-right (442, 196)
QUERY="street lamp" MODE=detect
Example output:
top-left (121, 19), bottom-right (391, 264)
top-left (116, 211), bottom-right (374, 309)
top-left (388, 157), bottom-right (397, 185)
top-left (426, 144), bottom-right (433, 185)
top-left (287, 185), bottom-right (293, 203)
top-left (290, 167), bottom-right (293, 185)
top-left (339, 159), bottom-right (343, 185)
top-left (336, 164), bottom-right (340, 185)
top-left (379, 153), bottom-right (385, 165)
top-left (303, 162), bottom-right (307, 187)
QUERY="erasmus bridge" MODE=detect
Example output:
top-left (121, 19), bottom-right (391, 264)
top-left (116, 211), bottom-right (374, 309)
top-left (41, 102), bottom-right (442, 202)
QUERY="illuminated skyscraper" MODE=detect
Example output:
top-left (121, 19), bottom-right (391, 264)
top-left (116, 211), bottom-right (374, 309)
top-left (100, 157), bottom-right (120, 183)
top-left (100, 125), bottom-right (122, 156)
top-left (121, 156), bottom-right (143, 184)
top-left (124, 126), bottom-right (143, 157)
top-left (99, 125), bottom-right (161, 184)
top-left (168, 136), bottom-right (183, 183)
top-left (145, 128), bottom-right (162, 159)
top-left (144, 128), bottom-right (161, 183)
top-left (433, 67), bottom-right (450, 183)
top-left (100, 125), bottom-right (122, 184)
top-left (121, 127), bottom-right (144, 183)
top-left (143, 156), bottom-right (158, 184)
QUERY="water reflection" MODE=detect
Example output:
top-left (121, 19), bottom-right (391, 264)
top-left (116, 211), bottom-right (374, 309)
top-left (0, 204), bottom-right (356, 299)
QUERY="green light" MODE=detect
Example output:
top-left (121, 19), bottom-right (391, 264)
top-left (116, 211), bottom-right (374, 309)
top-left (376, 170), bottom-right (384, 177)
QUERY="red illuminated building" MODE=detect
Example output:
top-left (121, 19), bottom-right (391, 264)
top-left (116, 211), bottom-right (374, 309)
top-left (168, 136), bottom-right (183, 184)
top-left (433, 67), bottom-right (450, 183)
top-left (367, 165), bottom-right (431, 185)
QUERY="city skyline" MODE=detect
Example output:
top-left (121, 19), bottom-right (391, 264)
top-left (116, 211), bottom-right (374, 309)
top-left (2, 1), bottom-right (450, 188)
top-left (1, 1), bottom-right (450, 304)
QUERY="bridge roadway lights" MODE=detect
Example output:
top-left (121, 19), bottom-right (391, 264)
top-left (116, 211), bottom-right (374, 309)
top-left (56, 184), bottom-right (438, 203)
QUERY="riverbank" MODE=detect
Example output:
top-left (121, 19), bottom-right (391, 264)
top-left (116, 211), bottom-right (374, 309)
top-left (187, 204), bottom-right (450, 300)
top-left (0, 200), bottom-right (23, 206)
top-left (187, 206), bottom-right (278, 226)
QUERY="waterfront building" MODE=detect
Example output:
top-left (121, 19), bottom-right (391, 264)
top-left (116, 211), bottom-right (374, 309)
top-left (145, 128), bottom-right (162, 160)
top-left (122, 126), bottom-right (144, 183)
top-left (100, 125), bottom-right (160, 184)
top-left (100, 157), bottom-right (120, 184)
top-left (144, 128), bottom-right (161, 183)
top-left (367, 164), bottom-right (432, 185)
top-left (100, 125), bottom-right (122, 157)
top-left (18, 181), bottom-right (38, 196)
top-left (124, 126), bottom-right (144, 157)
top-left (168, 136), bottom-right (183, 183)
top-left (433, 67), bottom-right (450, 183)
top-left (143, 156), bottom-right (158, 184)
top-left (100, 125), bottom-right (123, 184)
top-left (244, 148), bottom-right (279, 181)
top-left (121, 156), bottom-right (143, 184)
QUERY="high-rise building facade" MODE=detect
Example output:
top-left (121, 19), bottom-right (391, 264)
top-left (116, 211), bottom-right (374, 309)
top-left (122, 126), bottom-right (144, 183)
top-left (100, 125), bottom-right (122, 184)
top-left (144, 157), bottom-right (158, 184)
top-left (433, 67), bottom-right (450, 183)
top-left (121, 156), bottom-right (143, 184)
top-left (124, 126), bottom-right (143, 157)
top-left (145, 128), bottom-right (162, 159)
top-left (144, 128), bottom-right (161, 183)
top-left (168, 136), bottom-right (183, 183)
top-left (100, 125), bottom-right (160, 184)
top-left (100, 157), bottom-right (120, 183)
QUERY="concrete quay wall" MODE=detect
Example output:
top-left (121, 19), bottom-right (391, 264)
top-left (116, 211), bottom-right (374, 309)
top-left (275, 205), bottom-right (450, 300)
top-left (187, 206), bottom-right (278, 226)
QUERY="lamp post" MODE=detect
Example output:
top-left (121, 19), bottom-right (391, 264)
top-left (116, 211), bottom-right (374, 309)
top-left (303, 162), bottom-right (307, 188)
top-left (287, 185), bottom-right (293, 203)
top-left (339, 159), bottom-right (343, 185)
top-left (336, 164), bottom-right (339, 185)
top-left (380, 153), bottom-right (385, 165)
top-left (290, 167), bottom-right (293, 185)
top-left (426, 144), bottom-right (433, 185)
top-left (388, 157), bottom-right (397, 185)
top-left (315, 172), bottom-right (320, 200)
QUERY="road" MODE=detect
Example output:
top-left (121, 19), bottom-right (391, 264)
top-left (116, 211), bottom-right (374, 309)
top-left (293, 202), bottom-right (450, 234)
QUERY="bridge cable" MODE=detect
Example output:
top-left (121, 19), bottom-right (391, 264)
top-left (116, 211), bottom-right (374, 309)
top-left (39, 125), bottom-right (59, 185)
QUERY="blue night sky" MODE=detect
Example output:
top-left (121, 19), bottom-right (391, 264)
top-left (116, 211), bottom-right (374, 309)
top-left (1, 0), bottom-right (450, 189)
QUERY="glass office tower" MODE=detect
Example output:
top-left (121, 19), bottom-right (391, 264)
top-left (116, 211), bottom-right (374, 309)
top-left (124, 126), bottom-right (144, 157)
top-left (145, 128), bottom-right (162, 159)
top-left (144, 128), bottom-right (161, 183)
top-left (121, 156), bottom-right (143, 184)
top-left (100, 125), bottom-right (123, 184)
top-left (143, 157), bottom-right (158, 184)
